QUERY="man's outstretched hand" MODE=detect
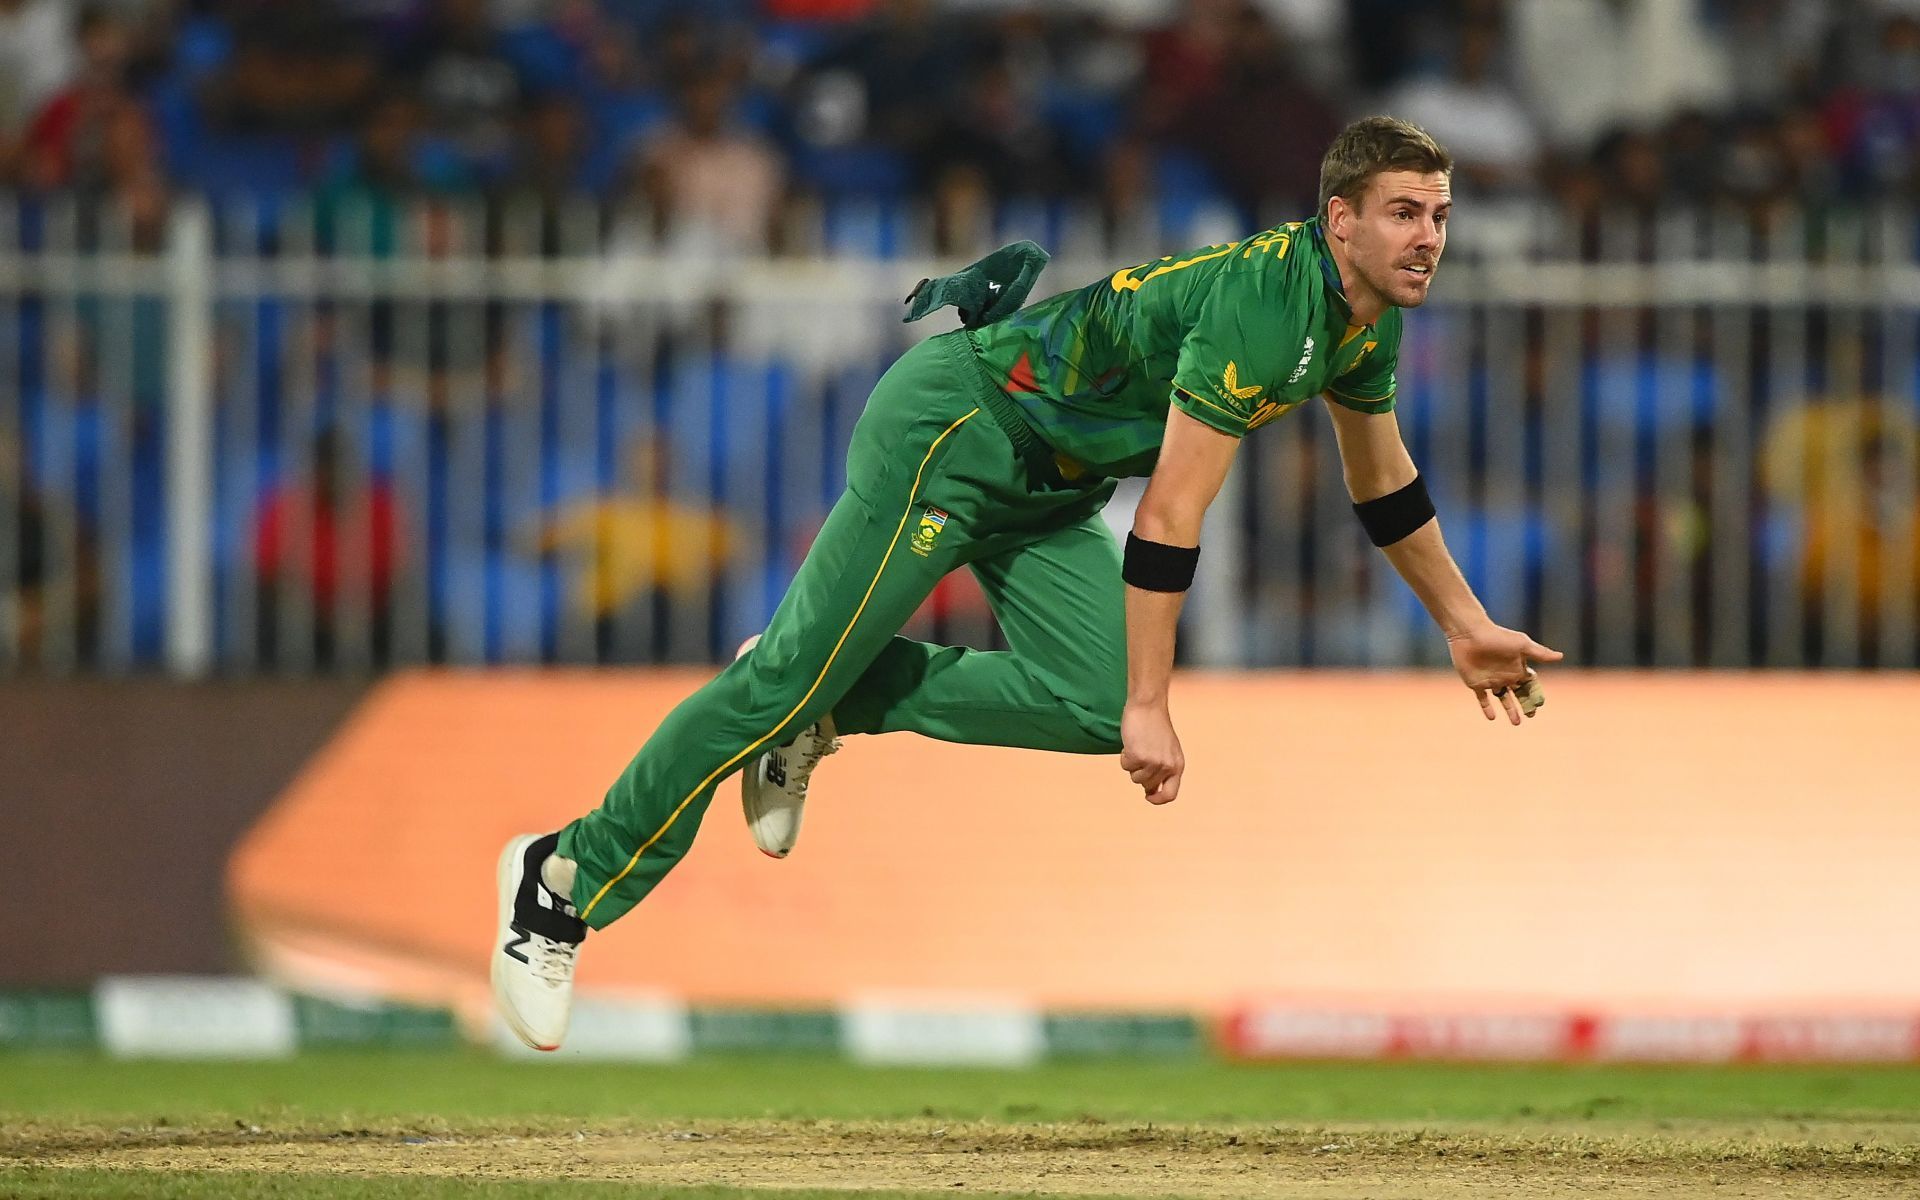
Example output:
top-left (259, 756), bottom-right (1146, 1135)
top-left (1448, 622), bottom-right (1564, 724)
top-left (1120, 701), bottom-right (1185, 805)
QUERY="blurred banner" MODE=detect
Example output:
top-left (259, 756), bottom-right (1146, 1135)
top-left (229, 669), bottom-right (1920, 1034)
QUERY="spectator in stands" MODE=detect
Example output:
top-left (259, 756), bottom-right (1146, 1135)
top-left (1139, 0), bottom-right (1239, 136)
top-left (1382, 16), bottom-right (1539, 198)
top-left (915, 55), bottom-right (1068, 201)
top-left (317, 89), bottom-right (472, 254)
top-left (1716, 0), bottom-right (1834, 112)
top-left (1765, 398), bottom-right (1920, 666)
top-left (927, 161), bottom-right (993, 257)
top-left (761, 0), bottom-right (876, 19)
top-left (575, 15), bottom-right (655, 109)
top-left (1776, 103), bottom-right (1844, 211)
top-left (1823, 12), bottom-right (1920, 197)
top-left (1658, 107), bottom-right (1722, 201)
top-left (1513, 0), bottom-right (1733, 156)
top-left (633, 69), bottom-right (787, 251)
top-left (1097, 136), bottom-right (1160, 251)
top-left (1164, 4), bottom-right (1342, 218)
top-left (1715, 111), bottom-right (1797, 233)
top-left (532, 434), bottom-right (740, 662)
top-left (20, 5), bottom-right (159, 194)
top-left (20, 323), bottom-right (114, 666)
top-left (0, 426), bottom-right (49, 668)
top-left (394, 0), bottom-right (528, 177)
top-left (199, 4), bottom-right (378, 136)
top-left (808, 0), bottom-right (975, 158)
top-left (499, 92), bottom-right (595, 218)
top-left (1590, 126), bottom-right (1668, 233)
top-left (1345, 0), bottom-right (1457, 94)
top-left (0, 0), bottom-right (75, 178)
top-left (645, 9), bottom-right (760, 98)
top-left (253, 426), bottom-right (404, 667)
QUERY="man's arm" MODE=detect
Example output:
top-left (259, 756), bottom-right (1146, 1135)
top-left (1121, 401), bottom-right (1240, 804)
top-left (1323, 398), bottom-right (1562, 723)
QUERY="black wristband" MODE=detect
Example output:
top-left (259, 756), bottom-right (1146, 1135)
top-left (1123, 533), bottom-right (1200, 592)
top-left (1353, 473), bottom-right (1436, 547)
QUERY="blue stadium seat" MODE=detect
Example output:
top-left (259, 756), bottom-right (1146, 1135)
top-left (172, 16), bottom-right (234, 78)
top-left (791, 143), bottom-right (910, 202)
top-left (1151, 148), bottom-right (1224, 235)
top-left (497, 25), bottom-right (582, 93)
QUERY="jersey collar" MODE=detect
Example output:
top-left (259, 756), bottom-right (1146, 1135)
top-left (1304, 217), bottom-right (1358, 324)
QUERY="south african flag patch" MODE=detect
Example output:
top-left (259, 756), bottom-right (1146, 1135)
top-left (909, 505), bottom-right (949, 557)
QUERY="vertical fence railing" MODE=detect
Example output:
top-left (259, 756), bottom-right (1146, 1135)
top-left (1, 194), bottom-right (1918, 674)
top-left (0, 200), bottom-right (16, 667)
top-left (165, 200), bottom-right (214, 676)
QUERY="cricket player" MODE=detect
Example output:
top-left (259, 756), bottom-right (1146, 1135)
top-left (493, 116), bottom-right (1562, 1050)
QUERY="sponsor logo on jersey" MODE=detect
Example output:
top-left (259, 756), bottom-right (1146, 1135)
top-left (1222, 361), bottom-right (1263, 402)
top-left (1287, 336), bottom-right (1316, 385)
top-left (910, 505), bottom-right (950, 557)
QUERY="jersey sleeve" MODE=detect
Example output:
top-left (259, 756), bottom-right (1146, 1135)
top-left (1170, 269), bottom-right (1295, 438)
top-left (1325, 312), bottom-right (1399, 414)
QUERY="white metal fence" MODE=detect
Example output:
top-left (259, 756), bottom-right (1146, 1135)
top-left (2, 193), bottom-right (1917, 675)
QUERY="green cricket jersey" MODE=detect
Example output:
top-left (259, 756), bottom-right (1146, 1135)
top-left (969, 217), bottom-right (1401, 479)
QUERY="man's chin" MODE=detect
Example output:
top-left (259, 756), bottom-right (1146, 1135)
top-left (1391, 282), bottom-right (1434, 308)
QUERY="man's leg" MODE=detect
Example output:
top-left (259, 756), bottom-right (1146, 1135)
top-left (555, 349), bottom-right (999, 930)
top-left (833, 509), bottom-right (1127, 754)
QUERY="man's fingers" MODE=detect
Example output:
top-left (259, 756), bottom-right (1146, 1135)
top-left (1146, 772), bottom-right (1181, 805)
top-left (1475, 688), bottom-right (1497, 720)
top-left (1129, 753), bottom-right (1183, 799)
top-left (1526, 639), bottom-right (1564, 662)
top-left (1498, 688), bottom-right (1523, 725)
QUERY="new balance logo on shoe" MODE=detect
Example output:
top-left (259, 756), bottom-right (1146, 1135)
top-left (764, 752), bottom-right (788, 787)
top-left (504, 930), bottom-right (531, 965)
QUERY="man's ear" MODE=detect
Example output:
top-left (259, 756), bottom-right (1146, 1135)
top-left (1326, 194), bottom-right (1352, 241)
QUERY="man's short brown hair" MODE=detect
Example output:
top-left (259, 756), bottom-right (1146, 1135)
top-left (1317, 116), bottom-right (1452, 215)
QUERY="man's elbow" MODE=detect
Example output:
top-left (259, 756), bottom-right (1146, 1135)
top-left (1343, 461), bottom-right (1419, 504)
top-left (1134, 499), bottom-right (1211, 545)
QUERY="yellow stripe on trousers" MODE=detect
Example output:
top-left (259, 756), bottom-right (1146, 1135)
top-left (578, 408), bottom-right (981, 921)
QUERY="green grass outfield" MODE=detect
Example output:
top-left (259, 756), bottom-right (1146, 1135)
top-left (8, 1051), bottom-right (1920, 1198)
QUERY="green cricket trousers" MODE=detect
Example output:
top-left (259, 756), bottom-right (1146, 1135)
top-left (560, 330), bottom-right (1125, 927)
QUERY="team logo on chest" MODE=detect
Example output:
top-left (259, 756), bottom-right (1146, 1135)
top-left (1287, 336), bottom-right (1316, 385)
top-left (910, 505), bottom-right (950, 557)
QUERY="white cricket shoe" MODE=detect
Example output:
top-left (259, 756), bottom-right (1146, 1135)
top-left (735, 635), bottom-right (842, 858)
top-left (492, 832), bottom-right (585, 1052)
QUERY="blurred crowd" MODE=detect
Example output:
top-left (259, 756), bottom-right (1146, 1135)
top-left (6, 0), bottom-right (1920, 675)
top-left (3, 0), bottom-right (1920, 248)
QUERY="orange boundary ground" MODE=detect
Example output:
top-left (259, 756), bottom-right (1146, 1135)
top-left (230, 670), bottom-right (1920, 1021)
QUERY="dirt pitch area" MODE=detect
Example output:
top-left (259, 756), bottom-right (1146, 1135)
top-left (13, 1117), bottom-right (1920, 1198)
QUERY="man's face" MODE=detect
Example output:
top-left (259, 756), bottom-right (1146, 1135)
top-left (1328, 169), bottom-right (1451, 311)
